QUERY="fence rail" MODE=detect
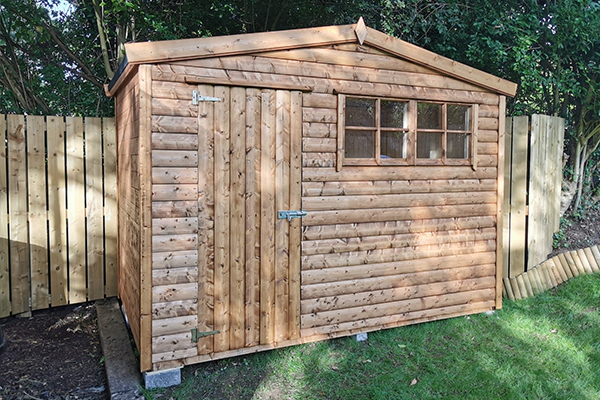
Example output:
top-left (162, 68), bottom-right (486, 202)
top-left (503, 114), bottom-right (565, 278)
top-left (0, 114), bottom-right (116, 318)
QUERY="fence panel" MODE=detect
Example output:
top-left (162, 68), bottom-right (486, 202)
top-left (0, 114), bottom-right (117, 318)
top-left (527, 115), bottom-right (565, 270)
top-left (503, 114), bottom-right (565, 278)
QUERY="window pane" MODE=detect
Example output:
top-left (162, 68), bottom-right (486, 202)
top-left (345, 130), bottom-right (375, 158)
top-left (417, 102), bottom-right (442, 130)
top-left (346, 98), bottom-right (375, 127)
top-left (447, 133), bottom-right (470, 159)
top-left (447, 105), bottom-right (471, 131)
top-left (381, 101), bottom-right (408, 128)
top-left (381, 131), bottom-right (407, 159)
top-left (417, 132), bottom-right (443, 159)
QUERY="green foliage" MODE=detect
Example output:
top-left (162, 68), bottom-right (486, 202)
top-left (553, 217), bottom-right (572, 249)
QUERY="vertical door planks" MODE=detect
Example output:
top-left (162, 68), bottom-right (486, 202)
top-left (245, 89), bottom-right (262, 347)
top-left (198, 85), bottom-right (216, 354)
top-left (213, 86), bottom-right (231, 352)
top-left (229, 87), bottom-right (246, 349)
top-left (288, 91), bottom-right (303, 340)
top-left (27, 115), bottom-right (49, 310)
top-left (260, 90), bottom-right (276, 345)
top-left (197, 84), bottom-right (216, 355)
top-left (275, 90), bottom-right (291, 342)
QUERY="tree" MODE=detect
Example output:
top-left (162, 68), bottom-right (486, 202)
top-left (380, 0), bottom-right (600, 213)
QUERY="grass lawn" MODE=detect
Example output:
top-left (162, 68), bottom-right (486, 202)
top-left (143, 273), bottom-right (600, 399)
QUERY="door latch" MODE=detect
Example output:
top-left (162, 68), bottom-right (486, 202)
top-left (277, 210), bottom-right (307, 221)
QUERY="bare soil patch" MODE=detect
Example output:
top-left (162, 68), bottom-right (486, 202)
top-left (0, 303), bottom-right (107, 400)
top-left (551, 205), bottom-right (600, 256)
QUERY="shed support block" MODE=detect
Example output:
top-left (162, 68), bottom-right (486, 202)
top-left (143, 368), bottom-right (182, 389)
top-left (353, 332), bottom-right (368, 342)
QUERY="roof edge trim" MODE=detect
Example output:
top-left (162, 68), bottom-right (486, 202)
top-left (362, 26), bottom-right (517, 97)
top-left (124, 23), bottom-right (359, 65)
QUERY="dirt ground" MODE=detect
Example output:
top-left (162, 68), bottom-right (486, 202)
top-left (550, 205), bottom-right (600, 256)
top-left (0, 303), bottom-right (107, 400)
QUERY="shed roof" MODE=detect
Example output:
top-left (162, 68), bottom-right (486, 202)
top-left (107, 18), bottom-right (517, 97)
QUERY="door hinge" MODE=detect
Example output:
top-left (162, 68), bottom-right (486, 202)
top-left (191, 328), bottom-right (220, 343)
top-left (277, 210), bottom-right (307, 222)
top-left (192, 90), bottom-right (222, 105)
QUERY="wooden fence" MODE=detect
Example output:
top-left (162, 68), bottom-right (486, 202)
top-left (0, 114), bottom-right (116, 318)
top-left (503, 114), bottom-right (565, 278)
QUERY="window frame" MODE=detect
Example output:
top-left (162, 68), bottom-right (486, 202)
top-left (337, 94), bottom-right (478, 171)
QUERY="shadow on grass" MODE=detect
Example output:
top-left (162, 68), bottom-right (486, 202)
top-left (144, 274), bottom-right (600, 400)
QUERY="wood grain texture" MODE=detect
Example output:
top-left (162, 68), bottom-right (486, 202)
top-left (27, 116), bottom-right (49, 310)
top-left (260, 90), bottom-right (276, 345)
top-left (85, 118), bottom-right (105, 300)
top-left (196, 83), bottom-right (216, 354)
top-left (213, 85), bottom-right (231, 352)
top-left (0, 116), bottom-right (10, 317)
top-left (245, 88), bottom-right (261, 347)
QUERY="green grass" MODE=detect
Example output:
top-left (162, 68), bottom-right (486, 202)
top-left (143, 273), bottom-right (600, 400)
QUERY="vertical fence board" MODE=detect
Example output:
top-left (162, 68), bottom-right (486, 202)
top-left (502, 116), bottom-right (512, 279)
top-left (8, 114), bottom-right (29, 314)
top-left (197, 84), bottom-right (215, 355)
top-left (1, 115), bottom-right (116, 315)
top-left (27, 116), bottom-right (49, 310)
top-left (85, 117), bottom-right (105, 300)
top-left (213, 86), bottom-right (231, 352)
top-left (0, 115), bottom-right (9, 317)
top-left (508, 116), bottom-right (528, 277)
top-left (104, 118), bottom-right (118, 297)
top-left (245, 88), bottom-right (261, 347)
top-left (66, 117), bottom-right (86, 304)
top-left (527, 115), bottom-right (542, 271)
top-left (47, 117), bottom-right (68, 306)
top-left (229, 86), bottom-right (246, 349)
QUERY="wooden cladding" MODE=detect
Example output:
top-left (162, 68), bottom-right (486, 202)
top-left (111, 38), bottom-right (509, 371)
top-left (0, 115), bottom-right (117, 318)
top-left (150, 85), bottom-right (303, 366)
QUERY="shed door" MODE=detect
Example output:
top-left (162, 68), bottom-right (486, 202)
top-left (196, 85), bottom-right (302, 355)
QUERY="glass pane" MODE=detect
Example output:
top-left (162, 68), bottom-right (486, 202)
top-left (417, 132), bottom-right (443, 159)
top-left (447, 133), bottom-right (470, 159)
top-left (447, 105), bottom-right (471, 131)
top-left (381, 131), bottom-right (407, 159)
top-left (345, 130), bottom-right (375, 158)
top-left (417, 102), bottom-right (442, 130)
top-left (346, 98), bottom-right (375, 127)
top-left (381, 101), bottom-right (408, 128)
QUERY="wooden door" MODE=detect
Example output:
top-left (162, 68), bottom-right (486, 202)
top-left (195, 85), bottom-right (302, 355)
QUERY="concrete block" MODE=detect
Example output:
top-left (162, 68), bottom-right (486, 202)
top-left (143, 368), bottom-right (182, 389)
top-left (353, 332), bottom-right (368, 342)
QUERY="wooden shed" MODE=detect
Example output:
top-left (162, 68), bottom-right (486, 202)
top-left (106, 18), bottom-right (517, 372)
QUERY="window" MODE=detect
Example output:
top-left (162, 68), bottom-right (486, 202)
top-left (343, 97), bottom-right (410, 166)
top-left (338, 95), bottom-right (477, 170)
top-left (417, 102), bottom-right (473, 165)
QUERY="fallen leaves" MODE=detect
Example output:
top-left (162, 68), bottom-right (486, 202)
top-left (410, 378), bottom-right (419, 386)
